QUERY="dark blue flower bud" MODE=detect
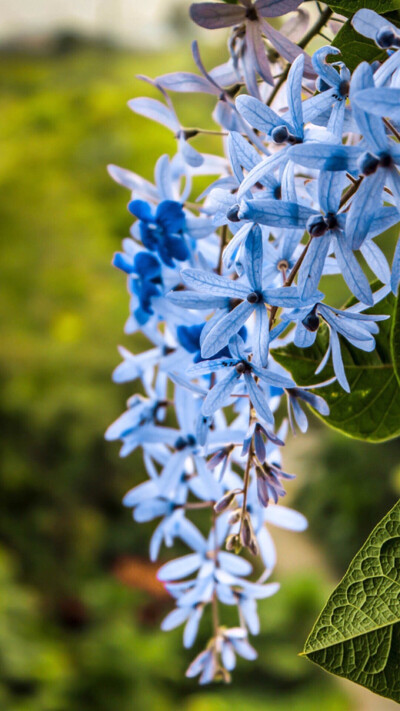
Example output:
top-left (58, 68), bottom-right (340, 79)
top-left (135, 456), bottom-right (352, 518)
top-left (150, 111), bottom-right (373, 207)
top-left (235, 361), bottom-right (250, 374)
top-left (306, 214), bottom-right (327, 238)
top-left (227, 204), bottom-right (241, 222)
top-left (174, 436), bottom-right (187, 450)
top-left (359, 151), bottom-right (379, 176)
top-left (271, 125), bottom-right (289, 144)
top-left (376, 26), bottom-right (397, 49)
top-left (302, 308), bottom-right (320, 332)
top-left (246, 291), bottom-right (261, 304)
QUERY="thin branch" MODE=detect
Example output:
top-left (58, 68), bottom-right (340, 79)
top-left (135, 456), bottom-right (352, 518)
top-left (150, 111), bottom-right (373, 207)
top-left (339, 176), bottom-right (363, 209)
top-left (185, 127), bottom-right (228, 137)
top-left (383, 117), bottom-right (400, 142)
top-left (184, 501), bottom-right (214, 510)
top-left (238, 447), bottom-right (253, 539)
top-left (267, 7), bottom-right (333, 106)
top-left (298, 6), bottom-right (333, 50)
top-left (217, 224), bottom-right (228, 274)
top-left (269, 238), bottom-right (312, 328)
top-left (268, 176), bottom-right (365, 328)
top-left (211, 508), bottom-right (220, 637)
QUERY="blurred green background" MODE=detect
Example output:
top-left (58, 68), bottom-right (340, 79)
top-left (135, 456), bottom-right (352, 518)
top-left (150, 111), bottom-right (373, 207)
top-left (1, 19), bottom-right (400, 711)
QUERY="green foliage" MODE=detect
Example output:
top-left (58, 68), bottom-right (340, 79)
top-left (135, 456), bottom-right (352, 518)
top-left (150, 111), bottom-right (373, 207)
top-left (391, 292), bottom-right (400, 386)
top-left (274, 290), bottom-right (400, 442)
top-left (326, 0), bottom-right (400, 17)
top-left (302, 499), bottom-right (400, 703)
top-left (329, 1), bottom-right (400, 72)
top-left (331, 21), bottom-right (386, 72)
top-left (293, 430), bottom-right (400, 574)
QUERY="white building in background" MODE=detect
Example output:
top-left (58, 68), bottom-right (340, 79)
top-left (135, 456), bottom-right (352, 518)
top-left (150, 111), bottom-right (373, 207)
top-left (0, 0), bottom-right (192, 48)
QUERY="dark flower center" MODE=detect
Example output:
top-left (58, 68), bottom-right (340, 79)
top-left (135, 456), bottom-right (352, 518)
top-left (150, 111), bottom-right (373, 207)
top-left (174, 434), bottom-right (196, 450)
top-left (325, 213), bottom-right (338, 230)
top-left (338, 79), bottom-right (350, 97)
top-left (245, 7), bottom-right (258, 21)
top-left (379, 152), bottom-right (393, 168)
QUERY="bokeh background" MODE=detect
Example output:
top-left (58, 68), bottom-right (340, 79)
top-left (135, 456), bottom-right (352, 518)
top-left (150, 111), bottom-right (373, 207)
top-left (1, 2), bottom-right (400, 710)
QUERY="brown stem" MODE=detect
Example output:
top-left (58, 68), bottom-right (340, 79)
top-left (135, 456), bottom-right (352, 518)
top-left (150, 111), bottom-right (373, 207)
top-left (238, 447), bottom-right (253, 538)
top-left (339, 175), bottom-right (363, 209)
top-left (185, 127), bottom-right (228, 137)
top-left (383, 117), bottom-right (400, 142)
top-left (268, 175), bottom-right (365, 327)
top-left (211, 508), bottom-right (219, 637)
top-left (217, 224), bottom-right (228, 274)
top-left (184, 501), bottom-right (214, 510)
top-left (268, 238), bottom-right (312, 328)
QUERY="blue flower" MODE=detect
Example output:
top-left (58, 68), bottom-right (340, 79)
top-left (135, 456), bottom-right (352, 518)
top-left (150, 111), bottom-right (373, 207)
top-left (129, 199), bottom-right (189, 267)
top-left (187, 335), bottom-right (294, 425)
top-left (171, 227), bottom-right (320, 365)
top-left (301, 47), bottom-right (351, 140)
top-left (190, 1), bottom-right (313, 97)
top-left (177, 323), bottom-right (247, 362)
top-left (352, 9), bottom-right (400, 52)
top-left (285, 386), bottom-right (330, 433)
top-left (286, 294), bottom-right (390, 391)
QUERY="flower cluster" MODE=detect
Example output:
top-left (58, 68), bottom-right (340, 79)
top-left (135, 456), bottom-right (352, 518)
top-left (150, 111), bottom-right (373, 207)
top-left (106, 3), bottom-right (400, 683)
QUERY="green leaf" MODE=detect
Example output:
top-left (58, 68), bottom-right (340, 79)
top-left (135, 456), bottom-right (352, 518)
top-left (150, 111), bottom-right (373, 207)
top-left (302, 499), bottom-right (400, 703)
top-left (273, 290), bottom-right (400, 442)
top-left (326, 1), bottom-right (400, 18)
top-left (331, 20), bottom-right (387, 72)
top-left (392, 293), bottom-right (400, 387)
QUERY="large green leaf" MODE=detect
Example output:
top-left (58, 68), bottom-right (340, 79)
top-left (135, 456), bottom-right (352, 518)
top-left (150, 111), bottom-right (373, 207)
top-left (273, 290), bottom-right (400, 442)
top-left (326, 0), bottom-right (400, 17)
top-left (329, 2), bottom-right (400, 72)
top-left (302, 499), bottom-right (400, 703)
top-left (331, 20), bottom-right (387, 72)
top-left (392, 293), bottom-right (400, 387)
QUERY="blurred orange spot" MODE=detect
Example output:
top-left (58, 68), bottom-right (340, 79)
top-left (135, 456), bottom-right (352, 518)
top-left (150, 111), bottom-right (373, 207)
top-left (113, 556), bottom-right (169, 599)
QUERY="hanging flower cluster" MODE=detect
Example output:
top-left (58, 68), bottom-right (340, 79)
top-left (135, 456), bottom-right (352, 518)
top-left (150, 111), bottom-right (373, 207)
top-left (106, 3), bottom-right (400, 684)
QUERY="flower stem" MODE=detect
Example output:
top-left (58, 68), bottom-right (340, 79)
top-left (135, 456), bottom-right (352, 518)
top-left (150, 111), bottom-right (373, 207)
top-left (383, 117), bottom-right (400, 142)
top-left (269, 238), bottom-right (312, 327)
top-left (217, 224), bottom-right (228, 274)
top-left (267, 7), bottom-right (333, 106)
top-left (238, 446), bottom-right (253, 539)
top-left (211, 509), bottom-right (220, 637)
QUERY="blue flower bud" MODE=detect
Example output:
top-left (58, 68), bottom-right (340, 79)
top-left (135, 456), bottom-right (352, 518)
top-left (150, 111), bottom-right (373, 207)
top-left (376, 26), bottom-right (397, 49)
top-left (359, 151), bottom-right (379, 176)
top-left (302, 308), bottom-right (320, 332)
top-left (306, 214), bottom-right (327, 238)
top-left (226, 204), bottom-right (241, 222)
top-left (271, 125), bottom-right (289, 144)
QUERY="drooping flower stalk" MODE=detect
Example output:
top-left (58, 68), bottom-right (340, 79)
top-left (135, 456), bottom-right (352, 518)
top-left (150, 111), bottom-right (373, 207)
top-left (106, 2), bottom-right (400, 684)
